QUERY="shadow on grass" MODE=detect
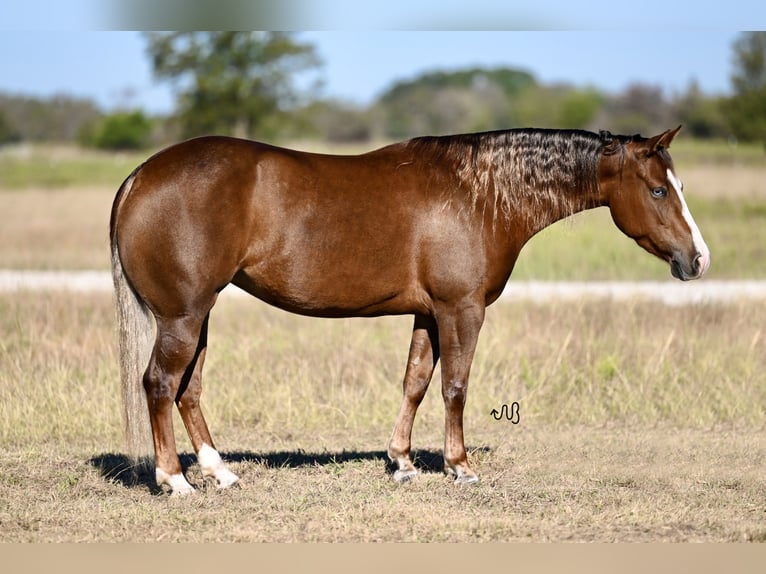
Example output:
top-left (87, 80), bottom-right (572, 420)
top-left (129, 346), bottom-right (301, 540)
top-left (88, 447), bottom-right (466, 493)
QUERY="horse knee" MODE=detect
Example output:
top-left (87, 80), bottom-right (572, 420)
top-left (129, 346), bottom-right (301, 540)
top-left (442, 378), bottom-right (468, 406)
top-left (143, 353), bottom-right (190, 407)
top-left (143, 369), bottom-right (177, 407)
top-left (146, 322), bottom-right (204, 404)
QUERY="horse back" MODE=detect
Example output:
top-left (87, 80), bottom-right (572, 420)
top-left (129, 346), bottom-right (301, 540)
top-left (114, 136), bottom-right (496, 319)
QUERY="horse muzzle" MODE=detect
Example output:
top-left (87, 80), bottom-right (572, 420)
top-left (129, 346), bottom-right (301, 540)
top-left (670, 250), bottom-right (710, 281)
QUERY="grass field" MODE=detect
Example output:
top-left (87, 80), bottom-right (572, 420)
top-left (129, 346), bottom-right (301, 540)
top-left (0, 292), bottom-right (764, 542)
top-left (0, 141), bottom-right (765, 542)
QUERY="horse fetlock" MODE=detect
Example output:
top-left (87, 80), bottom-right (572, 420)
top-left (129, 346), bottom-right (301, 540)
top-left (444, 461), bottom-right (479, 485)
top-left (389, 454), bottom-right (419, 483)
top-left (454, 472), bottom-right (480, 485)
top-left (198, 444), bottom-right (240, 489)
top-left (156, 468), bottom-right (195, 496)
top-left (204, 467), bottom-right (240, 490)
top-left (387, 443), bottom-right (419, 483)
top-left (393, 467), bottom-right (419, 483)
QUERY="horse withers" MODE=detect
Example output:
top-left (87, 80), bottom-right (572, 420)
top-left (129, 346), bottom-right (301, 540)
top-left (110, 126), bottom-right (710, 495)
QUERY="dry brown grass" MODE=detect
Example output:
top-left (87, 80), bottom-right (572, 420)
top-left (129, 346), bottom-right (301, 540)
top-left (2, 427), bottom-right (763, 542)
top-left (0, 187), bottom-right (113, 270)
top-left (1, 292), bottom-right (764, 542)
top-left (680, 165), bottom-right (766, 199)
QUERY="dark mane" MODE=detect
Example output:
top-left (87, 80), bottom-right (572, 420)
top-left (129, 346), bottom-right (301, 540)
top-left (405, 128), bottom-right (607, 229)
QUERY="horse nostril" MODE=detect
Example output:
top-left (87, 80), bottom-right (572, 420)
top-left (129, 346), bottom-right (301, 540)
top-left (692, 253), bottom-right (702, 272)
top-left (693, 251), bottom-right (710, 276)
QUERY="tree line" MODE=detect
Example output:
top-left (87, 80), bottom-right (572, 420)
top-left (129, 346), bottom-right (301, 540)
top-left (0, 32), bottom-right (764, 150)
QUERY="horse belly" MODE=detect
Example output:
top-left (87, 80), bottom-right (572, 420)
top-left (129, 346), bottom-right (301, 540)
top-left (233, 240), bottom-right (426, 318)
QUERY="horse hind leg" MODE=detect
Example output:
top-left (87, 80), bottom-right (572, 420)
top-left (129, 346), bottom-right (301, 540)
top-left (144, 314), bottom-right (203, 495)
top-left (387, 315), bottom-right (440, 482)
top-left (175, 313), bottom-right (239, 490)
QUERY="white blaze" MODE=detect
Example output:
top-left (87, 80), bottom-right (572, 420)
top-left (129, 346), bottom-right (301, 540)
top-left (667, 168), bottom-right (711, 276)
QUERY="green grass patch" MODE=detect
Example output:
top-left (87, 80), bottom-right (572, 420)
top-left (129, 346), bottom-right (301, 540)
top-left (671, 137), bottom-right (766, 168)
top-left (0, 145), bottom-right (149, 190)
top-left (513, 195), bottom-right (766, 280)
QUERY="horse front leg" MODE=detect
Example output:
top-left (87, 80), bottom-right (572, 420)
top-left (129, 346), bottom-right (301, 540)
top-left (435, 298), bottom-right (485, 484)
top-left (387, 314), bottom-right (440, 482)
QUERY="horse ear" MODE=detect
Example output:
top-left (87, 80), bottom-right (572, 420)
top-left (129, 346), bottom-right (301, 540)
top-left (657, 124), bottom-right (682, 149)
top-left (643, 125), bottom-right (682, 155)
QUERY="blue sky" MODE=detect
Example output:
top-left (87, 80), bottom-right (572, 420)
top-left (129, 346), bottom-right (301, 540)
top-left (0, 2), bottom-right (763, 113)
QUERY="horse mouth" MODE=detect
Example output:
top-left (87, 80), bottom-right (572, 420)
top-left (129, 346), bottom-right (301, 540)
top-left (670, 259), bottom-right (691, 281)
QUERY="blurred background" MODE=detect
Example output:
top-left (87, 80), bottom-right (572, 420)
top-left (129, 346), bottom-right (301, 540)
top-left (1, 11), bottom-right (765, 279)
top-left (1, 30), bottom-right (764, 150)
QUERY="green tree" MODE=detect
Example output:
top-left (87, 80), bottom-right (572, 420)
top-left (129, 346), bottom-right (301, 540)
top-left (673, 80), bottom-right (728, 140)
top-left (376, 67), bottom-right (535, 138)
top-left (722, 32), bottom-right (766, 147)
top-left (145, 32), bottom-right (320, 140)
top-left (87, 111), bottom-right (153, 150)
top-left (605, 83), bottom-right (672, 135)
top-left (557, 88), bottom-right (603, 129)
top-left (511, 84), bottom-right (606, 129)
top-left (0, 109), bottom-right (20, 145)
top-left (302, 100), bottom-right (371, 143)
top-left (0, 94), bottom-right (101, 143)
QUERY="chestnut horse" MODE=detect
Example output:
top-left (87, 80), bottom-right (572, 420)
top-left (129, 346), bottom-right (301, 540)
top-left (110, 126), bottom-right (710, 495)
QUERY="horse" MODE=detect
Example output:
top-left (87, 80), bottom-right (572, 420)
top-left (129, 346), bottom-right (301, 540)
top-left (110, 126), bottom-right (710, 495)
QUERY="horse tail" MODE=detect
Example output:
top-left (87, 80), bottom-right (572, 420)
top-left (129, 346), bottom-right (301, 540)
top-left (110, 169), bottom-right (155, 465)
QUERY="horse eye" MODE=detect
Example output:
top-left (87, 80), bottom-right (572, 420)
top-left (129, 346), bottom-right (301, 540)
top-left (651, 187), bottom-right (668, 199)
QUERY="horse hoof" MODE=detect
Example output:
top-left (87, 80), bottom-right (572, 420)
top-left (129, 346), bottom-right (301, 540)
top-left (393, 469), bottom-right (418, 483)
top-left (215, 470), bottom-right (240, 490)
top-left (169, 484), bottom-right (196, 497)
top-left (216, 474), bottom-right (240, 490)
top-left (157, 469), bottom-right (196, 496)
top-left (454, 473), bottom-right (480, 485)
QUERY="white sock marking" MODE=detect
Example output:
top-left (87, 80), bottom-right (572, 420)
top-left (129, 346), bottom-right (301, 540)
top-left (198, 443), bottom-right (239, 489)
top-left (155, 468), bottom-right (195, 496)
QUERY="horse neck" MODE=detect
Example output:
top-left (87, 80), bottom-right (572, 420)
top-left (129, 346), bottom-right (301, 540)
top-left (514, 179), bottom-right (606, 239)
top-left (410, 129), bottom-right (607, 239)
top-left (451, 129), bottom-right (606, 238)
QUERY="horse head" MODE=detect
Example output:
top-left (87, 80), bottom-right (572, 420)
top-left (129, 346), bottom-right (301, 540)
top-left (599, 126), bottom-right (710, 281)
